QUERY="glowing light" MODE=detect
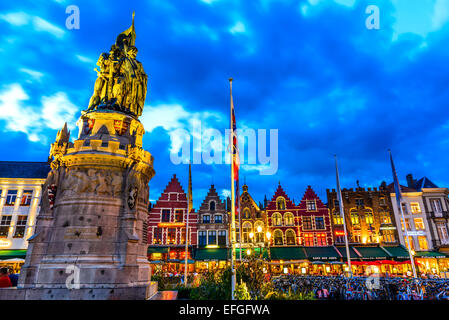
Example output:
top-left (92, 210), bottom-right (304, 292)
top-left (157, 222), bottom-right (185, 228)
top-left (246, 249), bottom-right (251, 256)
top-left (249, 232), bottom-right (254, 239)
top-left (283, 267), bottom-right (288, 274)
top-left (301, 267), bottom-right (307, 274)
top-left (205, 244), bottom-right (219, 248)
top-left (0, 239), bottom-right (12, 248)
top-left (257, 226), bottom-right (262, 233)
top-left (266, 232), bottom-right (271, 240)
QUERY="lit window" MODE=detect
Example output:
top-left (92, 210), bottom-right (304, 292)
top-left (175, 209), bottom-right (183, 222)
top-left (404, 236), bottom-right (414, 250)
top-left (242, 222), bottom-right (252, 243)
top-left (274, 230), bottom-right (284, 245)
top-left (303, 234), bottom-right (314, 246)
top-left (316, 233), bottom-right (327, 246)
top-left (167, 228), bottom-right (176, 244)
top-left (306, 200), bottom-right (316, 211)
top-left (302, 217), bottom-right (313, 230)
top-left (272, 213), bottom-right (282, 226)
top-left (154, 227), bottom-right (162, 244)
top-left (243, 208), bottom-right (251, 219)
top-left (410, 202), bottom-right (421, 214)
top-left (414, 218), bottom-right (425, 230)
top-left (401, 218), bottom-right (411, 231)
top-left (20, 190), bottom-right (33, 206)
top-left (13, 216), bottom-right (28, 238)
top-left (284, 212), bottom-right (294, 226)
top-left (5, 190), bottom-right (17, 206)
top-left (418, 236), bottom-right (428, 251)
top-left (365, 212), bottom-right (374, 225)
top-left (379, 197), bottom-right (386, 206)
top-left (276, 197), bottom-right (286, 210)
top-left (382, 230), bottom-right (395, 243)
top-left (285, 230), bottom-right (296, 245)
top-left (0, 215), bottom-right (12, 238)
top-left (380, 211), bottom-right (392, 224)
top-left (351, 211), bottom-right (360, 225)
top-left (254, 221), bottom-right (264, 242)
top-left (333, 212), bottom-right (343, 225)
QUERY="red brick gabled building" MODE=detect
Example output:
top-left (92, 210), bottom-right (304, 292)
top-left (147, 174), bottom-right (197, 253)
top-left (297, 186), bottom-right (333, 247)
top-left (266, 184), bottom-right (299, 246)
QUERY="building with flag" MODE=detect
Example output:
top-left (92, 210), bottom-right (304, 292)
top-left (239, 184), bottom-right (266, 251)
top-left (147, 174), bottom-right (197, 273)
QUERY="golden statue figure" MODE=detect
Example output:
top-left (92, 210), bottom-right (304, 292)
top-left (86, 12), bottom-right (147, 118)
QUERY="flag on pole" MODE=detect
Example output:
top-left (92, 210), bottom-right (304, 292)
top-left (230, 80), bottom-right (240, 221)
top-left (389, 150), bottom-right (418, 278)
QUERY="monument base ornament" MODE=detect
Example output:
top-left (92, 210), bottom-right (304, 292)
top-left (10, 14), bottom-right (157, 300)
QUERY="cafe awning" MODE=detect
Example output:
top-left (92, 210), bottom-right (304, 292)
top-left (194, 248), bottom-right (228, 261)
top-left (147, 246), bottom-right (170, 254)
top-left (335, 246), bottom-right (360, 259)
top-left (0, 249), bottom-right (27, 260)
top-left (303, 246), bottom-right (340, 261)
top-left (415, 251), bottom-right (448, 259)
top-left (269, 247), bottom-right (307, 261)
top-left (353, 246), bottom-right (388, 260)
top-left (381, 245), bottom-right (410, 260)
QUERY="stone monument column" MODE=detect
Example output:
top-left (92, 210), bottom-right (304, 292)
top-left (16, 14), bottom-right (156, 300)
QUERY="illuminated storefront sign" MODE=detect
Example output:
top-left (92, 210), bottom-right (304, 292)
top-left (0, 239), bottom-right (12, 248)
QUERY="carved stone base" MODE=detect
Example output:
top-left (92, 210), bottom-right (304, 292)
top-left (0, 281), bottom-right (158, 300)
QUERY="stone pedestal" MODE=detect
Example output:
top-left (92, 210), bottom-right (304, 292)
top-left (17, 111), bottom-right (155, 299)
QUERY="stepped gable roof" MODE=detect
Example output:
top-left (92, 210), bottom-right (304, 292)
top-left (198, 184), bottom-right (226, 212)
top-left (414, 177), bottom-right (438, 190)
top-left (0, 161), bottom-right (50, 179)
top-left (266, 183), bottom-right (295, 210)
top-left (296, 186), bottom-right (326, 209)
top-left (163, 174), bottom-right (186, 194)
top-left (240, 184), bottom-right (260, 211)
top-left (386, 183), bottom-right (417, 193)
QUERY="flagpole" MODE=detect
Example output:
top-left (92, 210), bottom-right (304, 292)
top-left (334, 155), bottom-right (353, 278)
top-left (229, 78), bottom-right (237, 300)
top-left (389, 150), bottom-right (418, 279)
top-left (184, 162), bottom-right (192, 286)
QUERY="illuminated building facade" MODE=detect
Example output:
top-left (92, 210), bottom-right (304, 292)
top-left (197, 185), bottom-right (229, 247)
top-left (266, 184), bottom-right (333, 247)
top-left (0, 161), bottom-right (49, 272)
top-left (239, 184), bottom-right (266, 249)
top-left (327, 185), bottom-right (399, 246)
top-left (387, 182), bottom-right (433, 252)
top-left (147, 174), bottom-right (197, 268)
top-left (405, 174), bottom-right (449, 254)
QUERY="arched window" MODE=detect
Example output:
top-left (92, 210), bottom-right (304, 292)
top-left (242, 222), bottom-right (252, 243)
top-left (274, 229), bottom-right (284, 245)
top-left (254, 221), bottom-right (264, 242)
top-left (350, 210), bottom-right (360, 226)
top-left (285, 229), bottom-right (296, 245)
top-left (272, 213), bottom-right (282, 226)
top-left (284, 212), bottom-right (294, 226)
top-left (365, 210), bottom-right (374, 226)
top-left (209, 201), bottom-right (216, 211)
top-left (243, 208), bottom-right (251, 219)
top-left (276, 197), bottom-right (286, 210)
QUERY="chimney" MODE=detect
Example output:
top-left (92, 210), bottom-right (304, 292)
top-left (406, 174), bottom-right (414, 188)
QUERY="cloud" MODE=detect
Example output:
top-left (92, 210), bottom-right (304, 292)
top-left (0, 83), bottom-right (78, 142)
top-left (229, 21), bottom-right (246, 34)
top-left (19, 68), bottom-right (44, 82)
top-left (432, 0), bottom-right (449, 29)
top-left (0, 11), bottom-right (65, 38)
top-left (41, 92), bottom-right (78, 130)
top-left (75, 54), bottom-right (95, 64)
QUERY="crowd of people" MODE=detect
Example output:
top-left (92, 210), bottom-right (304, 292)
top-left (272, 275), bottom-right (449, 300)
top-left (0, 267), bottom-right (19, 288)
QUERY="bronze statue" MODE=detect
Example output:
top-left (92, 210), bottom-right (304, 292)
top-left (86, 12), bottom-right (147, 118)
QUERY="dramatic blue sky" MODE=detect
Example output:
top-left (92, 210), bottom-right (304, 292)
top-left (1, 0), bottom-right (449, 208)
